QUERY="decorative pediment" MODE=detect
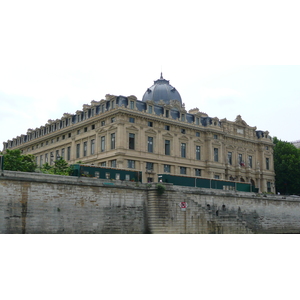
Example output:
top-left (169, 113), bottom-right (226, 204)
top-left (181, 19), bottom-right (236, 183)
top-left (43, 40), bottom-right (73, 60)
top-left (127, 95), bottom-right (137, 101)
top-left (91, 100), bottom-right (100, 106)
top-left (170, 100), bottom-right (182, 110)
top-left (105, 94), bottom-right (117, 101)
top-left (162, 132), bottom-right (174, 138)
top-left (145, 128), bottom-right (157, 135)
top-left (194, 138), bottom-right (204, 144)
top-left (235, 115), bottom-right (248, 127)
top-left (97, 128), bottom-right (107, 134)
top-left (226, 145), bottom-right (235, 150)
top-left (212, 141), bottom-right (221, 146)
top-left (126, 125), bottom-right (139, 132)
top-left (179, 135), bottom-right (189, 141)
top-left (107, 125), bottom-right (118, 131)
top-left (145, 100), bottom-right (155, 105)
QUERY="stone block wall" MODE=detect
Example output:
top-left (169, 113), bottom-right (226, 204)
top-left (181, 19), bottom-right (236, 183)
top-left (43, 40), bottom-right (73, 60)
top-left (1, 171), bottom-right (300, 234)
top-left (0, 171), bottom-right (146, 234)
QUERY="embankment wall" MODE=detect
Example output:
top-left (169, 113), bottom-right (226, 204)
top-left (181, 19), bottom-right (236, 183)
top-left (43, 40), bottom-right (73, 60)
top-left (1, 171), bottom-right (300, 234)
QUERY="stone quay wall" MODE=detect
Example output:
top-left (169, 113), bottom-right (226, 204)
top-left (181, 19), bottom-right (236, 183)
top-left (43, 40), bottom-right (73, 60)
top-left (1, 171), bottom-right (300, 234)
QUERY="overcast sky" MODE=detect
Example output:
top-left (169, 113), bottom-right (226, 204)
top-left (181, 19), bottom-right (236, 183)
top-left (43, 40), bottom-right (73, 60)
top-left (1, 0), bottom-right (300, 148)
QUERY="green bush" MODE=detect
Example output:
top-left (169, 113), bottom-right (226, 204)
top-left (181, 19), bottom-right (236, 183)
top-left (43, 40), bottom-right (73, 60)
top-left (156, 183), bottom-right (166, 195)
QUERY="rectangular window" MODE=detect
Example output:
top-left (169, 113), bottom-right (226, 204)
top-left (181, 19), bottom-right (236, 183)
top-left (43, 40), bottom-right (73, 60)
top-left (164, 164), bottom-right (171, 173)
top-left (130, 101), bottom-right (134, 109)
top-left (83, 141), bottom-right (87, 156)
top-left (62, 135), bottom-right (65, 140)
top-left (111, 133), bottom-right (115, 149)
top-left (84, 127), bottom-right (87, 132)
top-left (214, 148), bottom-right (219, 162)
top-left (129, 117), bottom-right (135, 123)
top-left (266, 158), bottom-right (270, 170)
top-left (165, 125), bottom-right (170, 131)
top-left (148, 106), bottom-right (153, 113)
top-left (165, 140), bottom-right (170, 155)
top-left (40, 155), bottom-right (43, 167)
top-left (91, 139), bottom-right (95, 155)
top-left (68, 133), bottom-right (71, 138)
top-left (196, 132), bottom-right (200, 137)
top-left (180, 167), bottom-right (187, 175)
top-left (148, 137), bottom-right (153, 153)
top-left (111, 100), bottom-right (115, 109)
top-left (56, 150), bottom-right (60, 159)
top-left (214, 135), bottom-right (218, 139)
top-left (165, 110), bottom-right (169, 118)
top-left (76, 144), bottom-right (80, 158)
top-left (181, 114), bottom-right (185, 121)
top-left (101, 162), bottom-right (106, 167)
top-left (267, 181), bottom-right (271, 192)
top-left (146, 162), bottom-right (153, 171)
top-left (91, 124), bottom-right (95, 130)
top-left (101, 121), bottom-right (105, 126)
top-left (148, 121), bottom-right (153, 127)
top-left (214, 175), bottom-right (220, 179)
top-left (129, 133), bottom-right (135, 150)
top-left (238, 154), bottom-right (243, 165)
top-left (61, 148), bottom-right (65, 159)
top-left (128, 160), bottom-right (135, 169)
top-left (181, 143), bottom-right (186, 158)
top-left (67, 147), bottom-right (71, 161)
top-left (196, 145), bottom-right (201, 160)
top-left (101, 105), bottom-right (105, 113)
top-left (181, 129), bottom-right (186, 134)
top-left (111, 117), bottom-right (115, 123)
top-left (101, 136), bottom-right (105, 152)
top-left (196, 118), bottom-right (200, 125)
top-left (45, 153), bottom-right (48, 163)
top-left (248, 156), bottom-right (253, 168)
top-left (111, 159), bottom-right (116, 168)
top-left (50, 152), bottom-right (54, 165)
top-left (195, 169), bottom-right (201, 176)
top-left (228, 152), bottom-right (232, 165)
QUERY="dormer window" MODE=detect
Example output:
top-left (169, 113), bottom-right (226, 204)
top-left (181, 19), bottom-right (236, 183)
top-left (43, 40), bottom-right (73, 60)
top-left (181, 114), bottom-right (185, 122)
top-left (148, 106), bottom-right (153, 114)
top-left (111, 100), bottom-right (115, 109)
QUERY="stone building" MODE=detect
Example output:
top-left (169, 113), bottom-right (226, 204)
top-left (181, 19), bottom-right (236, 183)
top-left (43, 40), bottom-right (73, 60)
top-left (292, 140), bottom-right (300, 149)
top-left (2, 74), bottom-right (275, 192)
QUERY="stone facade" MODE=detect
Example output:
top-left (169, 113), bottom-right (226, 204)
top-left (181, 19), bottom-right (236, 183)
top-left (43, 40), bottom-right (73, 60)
top-left (292, 140), bottom-right (300, 149)
top-left (2, 75), bottom-right (275, 193)
top-left (1, 171), bottom-right (300, 234)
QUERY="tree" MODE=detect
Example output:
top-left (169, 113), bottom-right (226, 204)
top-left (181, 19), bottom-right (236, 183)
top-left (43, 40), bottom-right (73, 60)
top-left (41, 158), bottom-right (71, 175)
top-left (273, 137), bottom-right (300, 195)
top-left (2, 149), bottom-right (37, 172)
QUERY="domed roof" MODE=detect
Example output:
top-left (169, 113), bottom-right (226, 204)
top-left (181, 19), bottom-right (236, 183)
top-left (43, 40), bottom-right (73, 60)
top-left (142, 73), bottom-right (182, 106)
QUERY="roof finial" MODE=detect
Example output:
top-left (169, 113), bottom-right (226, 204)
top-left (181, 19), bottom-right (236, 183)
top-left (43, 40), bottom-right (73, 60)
top-left (160, 72), bottom-right (163, 79)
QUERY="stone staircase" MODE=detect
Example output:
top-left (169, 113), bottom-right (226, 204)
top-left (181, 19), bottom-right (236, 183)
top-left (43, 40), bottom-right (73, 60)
top-left (146, 187), bottom-right (252, 234)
